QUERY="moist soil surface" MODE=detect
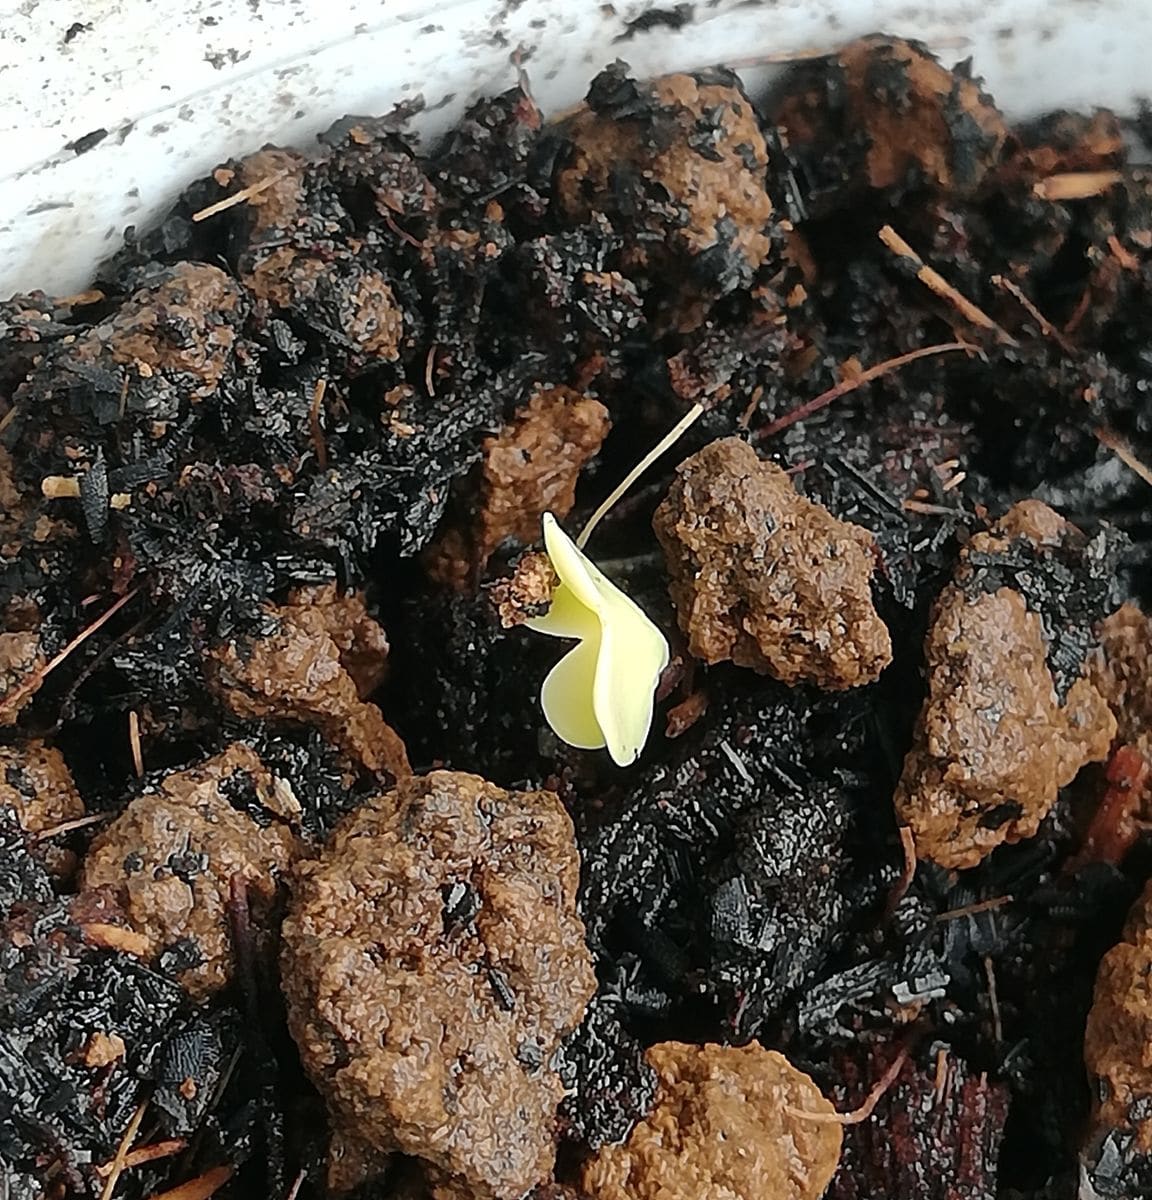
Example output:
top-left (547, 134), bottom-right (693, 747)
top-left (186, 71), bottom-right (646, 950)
top-left (4, 32), bottom-right (1152, 1200)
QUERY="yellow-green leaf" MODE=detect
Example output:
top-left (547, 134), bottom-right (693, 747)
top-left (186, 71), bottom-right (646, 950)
top-left (527, 513), bottom-right (669, 766)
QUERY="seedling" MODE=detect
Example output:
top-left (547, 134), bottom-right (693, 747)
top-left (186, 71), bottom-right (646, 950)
top-left (526, 401), bottom-right (710, 765)
top-left (528, 513), bottom-right (669, 767)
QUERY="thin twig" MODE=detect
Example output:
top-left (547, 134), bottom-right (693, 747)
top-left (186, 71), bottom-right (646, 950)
top-left (990, 274), bottom-right (1077, 354)
top-left (737, 385), bottom-right (764, 429)
top-left (192, 171), bottom-right (290, 222)
top-left (308, 379), bottom-right (328, 471)
top-left (933, 1046), bottom-right (950, 1108)
top-left (786, 1042), bottom-right (913, 1126)
top-left (0, 587), bottom-right (140, 717)
top-left (1095, 426), bottom-right (1152, 488)
top-left (128, 710), bottom-right (144, 778)
top-left (577, 403), bottom-right (704, 548)
top-left (99, 1098), bottom-right (148, 1200)
top-left (936, 895), bottom-right (1013, 922)
top-left (885, 826), bottom-right (918, 917)
top-left (96, 1140), bottom-right (187, 1179)
top-left (284, 1169), bottom-right (306, 1200)
top-left (879, 226), bottom-right (1017, 345)
top-left (1064, 285), bottom-right (1094, 337)
top-left (382, 209), bottom-right (425, 250)
top-left (903, 499), bottom-right (962, 516)
top-left (1032, 170), bottom-right (1123, 201)
top-left (1107, 234), bottom-right (1140, 272)
top-left (424, 345), bottom-right (438, 399)
top-left (0, 404), bottom-right (18, 435)
top-left (756, 342), bottom-right (972, 440)
top-left (983, 955), bottom-right (1003, 1043)
top-left (33, 811), bottom-right (112, 841)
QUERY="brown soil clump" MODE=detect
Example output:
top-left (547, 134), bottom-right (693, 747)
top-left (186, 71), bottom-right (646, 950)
top-left (581, 1041), bottom-right (842, 1200)
top-left (0, 630), bottom-right (45, 726)
top-left (281, 770), bottom-right (596, 1200)
top-left (38, 263), bottom-right (246, 422)
top-left (556, 71), bottom-right (778, 308)
top-left (80, 744), bottom-right (297, 1000)
top-left (773, 36), bottom-right (1007, 204)
top-left (231, 148), bottom-right (404, 359)
top-left (1085, 879), bottom-right (1152, 1151)
top-left (207, 585), bottom-right (409, 781)
top-left (0, 740), bottom-right (85, 877)
top-left (653, 437), bottom-right (891, 688)
top-left (1091, 603), bottom-right (1152, 744)
top-left (490, 551), bottom-right (557, 628)
top-left (426, 385), bottom-right (609, 587)
top-left (895, 503), bottom-right (1116, 869)
top-left (233, 148), bottom-right (310, 239)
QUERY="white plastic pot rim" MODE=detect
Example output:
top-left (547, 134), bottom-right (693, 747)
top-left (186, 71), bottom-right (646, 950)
top-left (1, 0), bottom-right (1148, 297)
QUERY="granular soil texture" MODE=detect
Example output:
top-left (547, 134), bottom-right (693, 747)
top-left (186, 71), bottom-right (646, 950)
top-left (3, 30), bottom-right (1152, 1200)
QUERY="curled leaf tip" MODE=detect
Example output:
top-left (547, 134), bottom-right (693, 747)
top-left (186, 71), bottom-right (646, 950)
top-left (526, 512), bottom-right (669, 766)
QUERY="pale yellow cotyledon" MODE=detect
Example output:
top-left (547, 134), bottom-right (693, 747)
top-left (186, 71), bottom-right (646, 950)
top-left (527, 512), bottom-right (669, 767)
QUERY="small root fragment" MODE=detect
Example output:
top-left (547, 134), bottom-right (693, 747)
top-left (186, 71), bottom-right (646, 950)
top-left (785, 1042), bottom-right (912, 1126)
top-left (1095, 426), bottom-right (1152, 489)
top-left (757, 342), bottom-right (972, 440)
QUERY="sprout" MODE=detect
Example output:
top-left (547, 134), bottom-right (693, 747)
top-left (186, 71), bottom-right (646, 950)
top-left (528, 513), bottom-right (669, 766)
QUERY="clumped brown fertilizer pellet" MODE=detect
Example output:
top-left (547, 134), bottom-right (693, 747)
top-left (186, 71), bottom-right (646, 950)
top-left (3, 29), bottom-right (1152, 1200)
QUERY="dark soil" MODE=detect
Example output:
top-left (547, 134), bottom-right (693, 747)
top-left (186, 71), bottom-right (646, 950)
top-left (3, 31), bottom-right (1152, 1200)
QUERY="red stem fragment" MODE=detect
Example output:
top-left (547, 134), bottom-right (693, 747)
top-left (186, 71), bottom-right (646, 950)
top-left (1068, 743), bottom-right (1151, 871)
top-left (786, 1041), bottom-right (914, 1126)
top-left (755, 343), bottom-right (972, 440)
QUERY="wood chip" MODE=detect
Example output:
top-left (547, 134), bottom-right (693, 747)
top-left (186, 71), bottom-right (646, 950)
top-left (145, 1166), bottom-right (234, 1200)
top-left (308, 378), bottom-right (328, 470)
top-left (84, 1031), bottom-right (126, 1068)
top-left (81, 922), bottom-right (152, 958)
top-left (1032, 170), bottom-right (1123, 201)
top-left (41, 475), bottom-right (82, 499)
top-left (42, 475), bottom-right (131, 508)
